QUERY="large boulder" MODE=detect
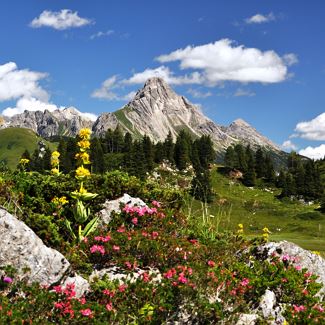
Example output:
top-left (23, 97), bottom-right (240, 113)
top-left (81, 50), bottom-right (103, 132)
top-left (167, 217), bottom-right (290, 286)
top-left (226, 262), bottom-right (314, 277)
top-left (98, 193), bottom-right (147, 224)
top-left (256, 241), bottom-right (325, 295)
top-left (0, 208), bottom-right (70, 285)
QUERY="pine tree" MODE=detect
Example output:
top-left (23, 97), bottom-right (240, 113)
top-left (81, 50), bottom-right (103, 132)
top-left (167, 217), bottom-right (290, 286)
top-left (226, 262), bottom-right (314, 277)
top-left (191, 167), bottom-right (214, 203)
top-left (224, 146), bottom-right (236, 168)
top-left (195, 135), bottom-right (215, 169)
top-left (112, 126), bottom-right (124, 153)
top-left (91, 138), bottom-right (105, 173)
top-left (264, 154), bottom-right (276, 184)
top-left (174, 130), bottom-right (192, 170)
top-left (255, 147), bottom-right (266, 179)
top-left (243, 148), bottom-right (256, 186)
top-left (234, 144), bottom-right (248, 172)
top-left (163, 131), bottom-right (174, 164)
top-left (154, 141), bottom-right (165, 163)
top-left (122, 132), bottom-right (133, 153)
top-left (142, 135), bottom-right (154, 172)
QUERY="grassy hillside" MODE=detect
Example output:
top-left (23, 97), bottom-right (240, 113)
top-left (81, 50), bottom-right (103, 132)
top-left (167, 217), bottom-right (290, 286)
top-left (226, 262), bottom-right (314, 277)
top-left (185, 166), bottom-right (325, 254)
top-left (0, 128), bottom-right (56, 170)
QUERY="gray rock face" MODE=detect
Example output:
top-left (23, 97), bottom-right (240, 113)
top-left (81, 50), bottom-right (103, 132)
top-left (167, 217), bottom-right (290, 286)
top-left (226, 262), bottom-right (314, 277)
top-left (0, 208), bottom-right (70, 286)
top-left (7, 107), bottom-right (93, 137)
top-left (224, 119), bottom-right (280, 151)
top-left (98, 193), bottom-right (147, 225)
top-left (92, 77), bottom-right (281, 156)
top-left (257, 241), bottom-right (325, 295)
top-left (3, 77), bottom-right (283, 158)
top-left (61, 274), bottom-right (90, 298)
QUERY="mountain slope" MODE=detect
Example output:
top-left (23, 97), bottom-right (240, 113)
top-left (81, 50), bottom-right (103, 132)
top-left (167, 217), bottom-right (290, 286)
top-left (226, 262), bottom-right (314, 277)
top-left (0, 128), bottom-right (55, 169)
top-left (93, 77), bottom-right (282, 157)
top-left (4, 107), bottom-right (93, 138)
top-left (1, 77), bottom-right (285, 163)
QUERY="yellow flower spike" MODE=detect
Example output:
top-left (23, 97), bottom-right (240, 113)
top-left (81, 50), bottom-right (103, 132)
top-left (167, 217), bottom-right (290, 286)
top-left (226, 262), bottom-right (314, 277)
top-left (51, 151), bottom-right (60, 158)
top-left (75, 152), bottom-right (90, 164)
top-left (20, 158), bottom-right (30, 165)
top-left (262, 227), bottom-right (271, 233)
top-left (59, 196), bottom-right (69, 205)
top-left (79, 128), bottom-right (91, 140)
top-left (75, 166), bottom-right (91, 178)
top-left (51, 168), bottom-right (60, 175)
top-left (77, 140), bottom-right (91, 150)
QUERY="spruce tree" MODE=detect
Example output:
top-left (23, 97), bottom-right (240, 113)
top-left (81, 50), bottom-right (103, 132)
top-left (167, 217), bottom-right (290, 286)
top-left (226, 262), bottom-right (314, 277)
top-left (243, 148), bottom-right (256, 186)
top-left (224, 146), bottom-right (236, 168)
top-left (163, 131), bottom-right (175, 164)
top-left (91, 138), bottom-right (105, 173)
top-left (174, 130), bottom-right (191, 171)
top-left (191, 167), bottom-right (214, 203)
top-left (142, 135), bottom-right (154, 172)
top-left (255, 147), bottom-right (266, 179)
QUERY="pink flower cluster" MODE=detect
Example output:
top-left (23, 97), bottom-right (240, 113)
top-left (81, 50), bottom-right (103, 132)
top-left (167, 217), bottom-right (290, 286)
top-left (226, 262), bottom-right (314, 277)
top-left (90, 245), bottom-right (105, 255)
top-left (293, 304), bottom-right (306, 313)
top-left (94, 235), bottom-right (111, 243)
top-left (163, 265), bottom-right (193, 286)
top-left (122, 204), bottom-right (158, 217)
top-left (53, 284), bottom-right (77, 318)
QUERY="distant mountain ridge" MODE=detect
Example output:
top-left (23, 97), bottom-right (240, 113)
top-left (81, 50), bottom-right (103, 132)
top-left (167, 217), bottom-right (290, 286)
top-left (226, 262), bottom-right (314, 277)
top-left (1, 77), bottom-right (284, 162)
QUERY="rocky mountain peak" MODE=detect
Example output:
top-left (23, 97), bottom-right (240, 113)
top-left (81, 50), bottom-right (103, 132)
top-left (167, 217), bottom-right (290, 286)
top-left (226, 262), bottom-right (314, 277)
top-left (231, 118), bottom-right (251, 128)
top-left (133, 77), bottom-right (178, 105)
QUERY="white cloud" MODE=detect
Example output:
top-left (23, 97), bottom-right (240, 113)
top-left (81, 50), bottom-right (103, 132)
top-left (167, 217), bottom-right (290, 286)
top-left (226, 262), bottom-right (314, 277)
top-left (91, 76), bottom-right (136, 101)
top-left (2, 97), bottom-right (97, 121)
top-left (245, 13), bottom-right (275, 24)
top-left (281, 140), bottom-right (298, 151)
top-left (90, 30), bottom-right (114, 40)
top-left (299, 144), bottom-right (325, 160)
top-left (2, 97), bottom-right (64, 117)
top-left (125, 66), bottom-right (203, 85)
top-left (234, 88), bottom-right (256, 97)
top-left (30, 9), bottom-right (92, 30)
top-left (187, 88), bottom-right (212, 98)
top-left (156, 39), bottom-right (295, 84)
top-left (91, 75), bottom-right (119, 100)
top-left (283, 53), bottom-right (298, 66)
top-left (0, 62), bottom-right (96, 120)
top-left (123, 91), bottom-right (136, 101)
top-left (0, 62), bottom-right (48, 102)
top-left (295, 113), bottom-right (325, 140)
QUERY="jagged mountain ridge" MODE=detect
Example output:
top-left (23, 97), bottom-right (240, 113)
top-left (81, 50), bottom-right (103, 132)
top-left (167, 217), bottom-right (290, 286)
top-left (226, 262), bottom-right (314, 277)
top-left (3, 107), bottom-right (93, 137)
top-left (1, 77), bottom-right (283, 159)
top-left (93, 77), bottom-right (281, 154)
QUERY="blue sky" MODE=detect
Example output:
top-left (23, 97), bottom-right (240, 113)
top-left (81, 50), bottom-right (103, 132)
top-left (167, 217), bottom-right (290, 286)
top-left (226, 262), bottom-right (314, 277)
top-left (1, 1), bottom-right (325, 159)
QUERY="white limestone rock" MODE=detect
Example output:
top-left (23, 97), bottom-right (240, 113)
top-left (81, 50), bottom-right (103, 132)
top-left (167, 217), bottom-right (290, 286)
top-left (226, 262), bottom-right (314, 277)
top-left (98, 193), bottom-right (147, 224)
top-left (0, 208), bottom-right (70, 286)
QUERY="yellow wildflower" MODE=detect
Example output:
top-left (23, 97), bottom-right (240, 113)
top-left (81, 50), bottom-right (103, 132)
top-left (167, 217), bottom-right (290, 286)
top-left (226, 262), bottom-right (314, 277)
top-left (79, 128), bottom-right (91, 140)
top-left (51, 168), bottom-right (59, 175)
top-left (51, 151), bottom-right (60, 158)
top-left (20, 158), bottom-right (30, 165)
top-left (75, 152), bottom-right (90, 164)
top-left (77, 140), bottom-right (90, 150)
top-left (75, 166), bottom-right (91, 178)
top-left (312, 250), bottom-right (321, 256)
top-left (262, 227), bottom-right (271, 233)
top-left (237, 223), bottom-right (244, 235)
top-left (59, 196), bottom-right (69, 205)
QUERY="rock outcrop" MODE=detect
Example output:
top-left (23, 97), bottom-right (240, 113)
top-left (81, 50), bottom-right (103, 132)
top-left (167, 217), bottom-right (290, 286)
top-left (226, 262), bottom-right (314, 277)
top-left (98, 193), bottom-right (147, 225)
top-left (256, 240), bottom-right (325, 295)
top-left (0, 207), bottom-right (70, 285)
top-left (2, 77), bottom-right (284, 160)
top-left (6, 107), bottom-right (93, 137)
